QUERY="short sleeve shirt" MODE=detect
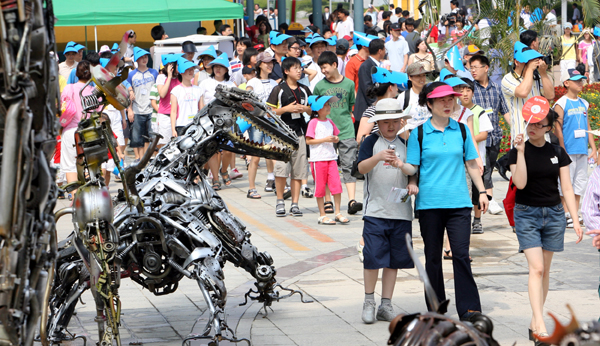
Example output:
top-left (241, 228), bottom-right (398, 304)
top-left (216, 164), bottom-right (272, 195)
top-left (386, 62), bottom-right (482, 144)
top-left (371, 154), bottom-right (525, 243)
top-left (357, 133), bottom-right (413, 220)
top-left (385, 37), bottom-right (410, 72)
top-left (246, 78), bottom-right (278, 102)
top-left (127, 68), bottom-right (159, 114)
top-left (502, 72), bottom-right (544, 141)
top-left (406, 118), bottom-right (479, 210)
top-left (313, 77), bottom-right (356, 140)
top-left (149, 83), bottom-right (159, 116)
top-left (508, 142), bottom-right (571, 206)
top-left (170, 85), bottom-right (202, 127)
top-left (361, 106), bottom-right (379, 135)
top-left (306, 118), bottom-right (340, 161)
top-left (554, 96), bottom-right (590, 155)
top-left (267, 83), bottom-right (312, 136)
top-left (397, 89), bottom-right (432, 132)
top-left (198, 78), bottom-right (236, 105)
top-left (155, 74), bottom-right (181, 116)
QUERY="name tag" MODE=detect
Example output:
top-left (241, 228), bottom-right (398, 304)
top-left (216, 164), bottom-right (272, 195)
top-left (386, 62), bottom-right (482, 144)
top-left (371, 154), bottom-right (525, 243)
top-left (291, 112), bottom-right (301, 119)
top-left (574, 129), bottom-right (586, 138)
top-left (550, 156), bottom-right (558, 164)
top-left (141, 88), bottom-right (148, 95)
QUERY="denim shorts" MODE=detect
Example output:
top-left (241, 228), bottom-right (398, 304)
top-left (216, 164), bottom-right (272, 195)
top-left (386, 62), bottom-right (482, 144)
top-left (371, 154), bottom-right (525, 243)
top-left (247, 125), bottom-right (271, 144)
top-left (130, 113), bottom-right (152, 148)
top-left (514, 203), bottom-right (567, 252)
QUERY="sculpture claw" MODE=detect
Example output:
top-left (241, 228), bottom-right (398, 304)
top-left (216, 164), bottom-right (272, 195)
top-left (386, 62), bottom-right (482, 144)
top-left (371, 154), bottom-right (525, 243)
top-left (535, 304), bottom-right (580, 344)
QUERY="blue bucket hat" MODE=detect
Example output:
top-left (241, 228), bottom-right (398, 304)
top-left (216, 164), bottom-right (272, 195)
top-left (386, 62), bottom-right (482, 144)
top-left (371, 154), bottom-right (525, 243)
top-left (530, 8), bottom-right (543, 23)
top-left (100, 58), bottom-right (110, 68)
top-left (133, 47), bottom-right (150, 62)
top-left (161, 53), bottom-right (183, 66)
top-left (198, 45), bottom-right (218, 60)
top-left (309, 34), bottom-right (327, 47)
top-left (207, 52), bottom-right (229, 69)
top-left (594, 26), bottom-right (600, 37)
top-left (439, 68), bottom-right (455, 81)
top-left (326, 35), bottom-right (337, 46)
top-left (177, 57), bottom-right (197, 73)
top-left (308, 95), bottom-right (339, 111)
top-left (514, 41), bottom-right (543, 63)
top-left (75, 44), bottom-right (85, 52)
top-left (111, 43), bottom-right (120, 53)
top-left (444, 77), bottom-right (468, 88)
top-left (353, 32), bottom-right (378, 47)
top-left (372, 67), bottom-right (409, 90)
top-left (64, 41), bottom-right (79, 55)
top-left (350, 44), bottom-right (358, 51)
top-left (270, 31), bottom-right (292, 45)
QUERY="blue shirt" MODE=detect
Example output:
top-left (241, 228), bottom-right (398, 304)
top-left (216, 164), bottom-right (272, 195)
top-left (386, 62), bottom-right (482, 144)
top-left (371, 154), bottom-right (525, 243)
top-left (407, 118), bottom-right (479, 210)
top-left (555, 96), bottom-right (590, 155)
top-left (67, 68), bottom-right (78, 84)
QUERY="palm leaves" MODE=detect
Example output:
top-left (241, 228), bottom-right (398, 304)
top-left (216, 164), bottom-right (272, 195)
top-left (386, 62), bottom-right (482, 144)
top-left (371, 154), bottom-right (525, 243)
top-left (581, 0), bottom-right (600, 28)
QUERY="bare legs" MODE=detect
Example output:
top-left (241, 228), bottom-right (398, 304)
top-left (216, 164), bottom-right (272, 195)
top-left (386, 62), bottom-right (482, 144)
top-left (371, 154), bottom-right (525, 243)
top-left (523, 247), bottom-right (554, 334)
top-left (364, 268), bottom-right (398, 299)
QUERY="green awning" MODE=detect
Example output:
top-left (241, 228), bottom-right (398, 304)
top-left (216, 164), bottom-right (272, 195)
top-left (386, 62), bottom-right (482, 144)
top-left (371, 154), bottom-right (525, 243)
top-left (54, 0), bottom-right (244, 27)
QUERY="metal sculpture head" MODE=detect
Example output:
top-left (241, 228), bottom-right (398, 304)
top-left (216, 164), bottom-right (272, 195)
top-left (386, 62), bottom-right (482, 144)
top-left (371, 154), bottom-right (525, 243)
top-left (178, 85), bottom-right (298, 162)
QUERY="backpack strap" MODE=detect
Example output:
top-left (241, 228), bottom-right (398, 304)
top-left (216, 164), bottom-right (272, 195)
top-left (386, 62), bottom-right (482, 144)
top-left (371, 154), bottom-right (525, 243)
top-left (417, 124), bottom-right (423, 155)
top-left (403, 91), bottom-right (410, 110)
top-left (459, 122), bottom-right (467, 162)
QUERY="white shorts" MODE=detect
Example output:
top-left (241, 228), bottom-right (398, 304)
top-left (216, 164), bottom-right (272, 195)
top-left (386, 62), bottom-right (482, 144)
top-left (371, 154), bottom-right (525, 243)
top-left (156, 113), bottom-right (173, 144)
top-left (54, 163), bottom-right (66, 184)
top-left (114, 129), bottom-right (125, 146)
top-left (559, 153), bottom-right (588, 196)
top-left (560, 60), bottom-right (577, 82)
top-left (151, 113), bottom-right (159, 134)
top-left (101, 159), bottom-right (116, 172)
top-left (60, 128), bottom-right (77, 174)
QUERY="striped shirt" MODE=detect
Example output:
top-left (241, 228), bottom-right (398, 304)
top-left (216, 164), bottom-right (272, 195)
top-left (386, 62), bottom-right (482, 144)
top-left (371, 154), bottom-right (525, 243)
top-left (501, 72), bottom-right (543, 141)
top-left (582, 166), bottom-right (600, 231)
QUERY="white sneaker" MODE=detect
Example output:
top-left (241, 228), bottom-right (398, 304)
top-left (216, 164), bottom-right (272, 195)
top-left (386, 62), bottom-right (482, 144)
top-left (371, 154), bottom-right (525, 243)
top-left (376, 304), bottom-right (396, 322)
top-left (362, 300), bottom-right (376, 324)
top-left (357, 241), bottom-right (364, 263)
top-left (488, 199), bottom-right (503, 215)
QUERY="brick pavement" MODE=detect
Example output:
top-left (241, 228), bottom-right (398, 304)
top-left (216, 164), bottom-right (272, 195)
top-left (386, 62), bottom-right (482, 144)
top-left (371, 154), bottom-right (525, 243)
top-left (54, 158), bottom-right (600, 346)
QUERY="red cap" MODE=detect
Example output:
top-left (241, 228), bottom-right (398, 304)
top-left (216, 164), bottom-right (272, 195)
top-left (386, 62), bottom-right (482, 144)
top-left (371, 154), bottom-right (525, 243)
top-left (343, 35), bottom-right (352, 41)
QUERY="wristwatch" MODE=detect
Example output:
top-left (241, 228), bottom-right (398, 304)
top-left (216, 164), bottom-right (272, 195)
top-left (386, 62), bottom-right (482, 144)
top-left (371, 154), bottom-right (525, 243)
top-left (479, 191), bottom-right (487, 194)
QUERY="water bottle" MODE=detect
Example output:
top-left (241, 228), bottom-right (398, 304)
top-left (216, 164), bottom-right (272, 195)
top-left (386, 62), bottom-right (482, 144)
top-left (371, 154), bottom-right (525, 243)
top-left (589, 158), bottom-right (595, 169)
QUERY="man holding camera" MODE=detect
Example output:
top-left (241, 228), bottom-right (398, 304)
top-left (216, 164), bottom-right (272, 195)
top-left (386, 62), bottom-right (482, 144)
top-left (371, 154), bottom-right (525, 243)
top-left (501, 40), bottom-right (555, 142)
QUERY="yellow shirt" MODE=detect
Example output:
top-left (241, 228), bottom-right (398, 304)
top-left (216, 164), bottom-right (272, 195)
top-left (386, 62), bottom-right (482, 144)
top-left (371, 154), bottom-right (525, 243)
top-left (58, 75), bottom-right (66, 93)
top-left (562, 35), bottom-right (577, 61)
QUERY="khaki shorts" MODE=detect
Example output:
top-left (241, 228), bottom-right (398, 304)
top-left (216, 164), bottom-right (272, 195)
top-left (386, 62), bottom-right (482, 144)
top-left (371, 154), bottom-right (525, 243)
top-left (274, 136), bottom-right (309, 180)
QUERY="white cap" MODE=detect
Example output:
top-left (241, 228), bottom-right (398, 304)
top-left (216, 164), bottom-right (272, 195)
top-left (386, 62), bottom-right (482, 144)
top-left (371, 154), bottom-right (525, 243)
top-left (368, 98), bottom-right (412, 123)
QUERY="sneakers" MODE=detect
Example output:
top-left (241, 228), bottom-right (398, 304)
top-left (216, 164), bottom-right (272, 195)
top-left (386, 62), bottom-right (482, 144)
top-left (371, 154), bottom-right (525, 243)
top-left (264, 179), bottom-right (275, 192)
top-left (362, 300), bottom-right (376, 324)
top-left (376, 304), bottom-right (396, 322)
top-left (230, 168), bottom-right (243, 180)
top-left (301, 186), bottom-right (314, 198)
top-left (472, 222), bottom-right (484, 234)
top-left (357, 241), bottom-right (364, 263)
top-left (487, 199), bottom-right (503, 215)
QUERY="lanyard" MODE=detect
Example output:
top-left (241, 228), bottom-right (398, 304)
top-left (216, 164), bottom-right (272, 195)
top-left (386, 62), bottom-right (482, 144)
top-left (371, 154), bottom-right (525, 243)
top-left (566, 98), bottom-right (585, 130)
top-left (457, 107), bottom-right (467, 122)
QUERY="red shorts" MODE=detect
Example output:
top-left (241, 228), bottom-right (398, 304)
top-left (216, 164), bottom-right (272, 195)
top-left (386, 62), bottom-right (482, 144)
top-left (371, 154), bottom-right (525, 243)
top-left (310, 160), bottom-right (343, 198)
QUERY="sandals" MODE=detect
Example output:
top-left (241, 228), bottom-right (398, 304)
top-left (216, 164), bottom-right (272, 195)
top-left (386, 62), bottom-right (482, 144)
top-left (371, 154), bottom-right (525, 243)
top-left (443, 249), bottom-right (452, 260)
top-left (220, 170), bottom-right (232, 186)
top-left (212, 180), bottom-right (221, 191)
top-left (318, 216), bottom-right (336, 225)
top-left (335, 213), bottom-right (350, 224)
top-left (276, 202), bottom-right (286, 217)
top-left (247, 189), bottom-right (261, 199)
top-left (324, 201), bottom-right (334, 214)
top-left (348, 199), bottom-right (363, 215)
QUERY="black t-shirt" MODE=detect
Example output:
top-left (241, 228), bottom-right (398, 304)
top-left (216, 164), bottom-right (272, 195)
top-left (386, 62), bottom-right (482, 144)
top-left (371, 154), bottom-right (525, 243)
top-left (269, 60), bottom-right (283, 81)
top-left (267, 82), bottom-right (311, 136)
top-left (508, 141), bottom-right (571, 206)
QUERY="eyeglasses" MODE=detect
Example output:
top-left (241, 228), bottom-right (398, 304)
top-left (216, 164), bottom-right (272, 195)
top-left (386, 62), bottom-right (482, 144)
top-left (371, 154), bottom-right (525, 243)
top-left (290, 46), bottom-right (301, 51)
top-left (470, 65), bottom-right (486, 71)
top-left (529, 123), bottom-right (551, 129)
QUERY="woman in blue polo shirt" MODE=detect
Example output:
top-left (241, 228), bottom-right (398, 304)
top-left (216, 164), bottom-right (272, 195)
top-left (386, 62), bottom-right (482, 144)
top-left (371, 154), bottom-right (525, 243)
top-left (403, 82), bottom-right (489, 321)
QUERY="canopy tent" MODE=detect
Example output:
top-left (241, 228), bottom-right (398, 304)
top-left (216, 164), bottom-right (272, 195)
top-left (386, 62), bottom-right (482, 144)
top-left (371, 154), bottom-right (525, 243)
top-left (53, 0), bottom-right (244, 27)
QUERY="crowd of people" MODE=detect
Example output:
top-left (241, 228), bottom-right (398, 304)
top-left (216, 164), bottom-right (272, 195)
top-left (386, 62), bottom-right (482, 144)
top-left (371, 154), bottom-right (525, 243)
top-left (54, 1), bottom-right (600, 342)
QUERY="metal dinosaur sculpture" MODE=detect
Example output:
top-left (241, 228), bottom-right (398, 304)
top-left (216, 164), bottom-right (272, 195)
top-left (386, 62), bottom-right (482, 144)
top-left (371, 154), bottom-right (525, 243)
top-left (0, 0), bottom-right (60, 345)
top-left (46, 83), bottom-right (310, 346)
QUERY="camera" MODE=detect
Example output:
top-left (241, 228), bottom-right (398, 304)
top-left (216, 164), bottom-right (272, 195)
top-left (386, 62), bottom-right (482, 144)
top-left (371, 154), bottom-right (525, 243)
top-left (542, 54), bottom-right (553, 66)
top-left (441, 13), bottom-right (457, 26)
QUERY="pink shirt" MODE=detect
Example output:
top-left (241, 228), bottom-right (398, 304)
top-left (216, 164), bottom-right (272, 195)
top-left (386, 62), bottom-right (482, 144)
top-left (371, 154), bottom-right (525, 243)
top-left (60, 82), bottom-right (95, 132)
top-left (156, 74), bottom-right (181, 115)
top-left (579, 41), bottom-right (592, 65)
top-left (306, 118), bottom-right (340, 162)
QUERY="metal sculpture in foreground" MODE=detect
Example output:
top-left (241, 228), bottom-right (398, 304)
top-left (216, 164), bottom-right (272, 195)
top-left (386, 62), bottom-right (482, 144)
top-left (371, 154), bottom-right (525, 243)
top-left (0, 0), bottom-right (60, 345)
top-left (46, 85), bottom-right (310, 346)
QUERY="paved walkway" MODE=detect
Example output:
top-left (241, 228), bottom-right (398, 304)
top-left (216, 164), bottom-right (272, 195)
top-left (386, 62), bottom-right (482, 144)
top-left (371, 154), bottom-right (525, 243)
top-left (53, 158), bottom-right (600, 346)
